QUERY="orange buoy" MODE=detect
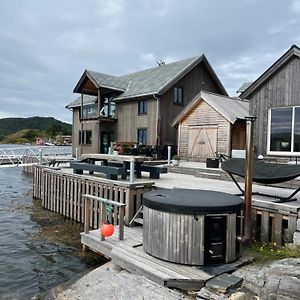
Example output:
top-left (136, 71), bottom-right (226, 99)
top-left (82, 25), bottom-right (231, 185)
top-left (101, 221), bottom-right (115, 237)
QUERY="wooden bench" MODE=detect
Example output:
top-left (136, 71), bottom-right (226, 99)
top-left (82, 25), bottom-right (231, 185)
top-left (139, 165), bottom-right (168, 179)
top-left (70, 162), bottom-right (127, 180)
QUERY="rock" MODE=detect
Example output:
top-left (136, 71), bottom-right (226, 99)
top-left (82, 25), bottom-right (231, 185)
top-left (197, 287), bottom-right (228, 299)
top-left (293, 231), bottom-right (300, 246)
top-left (260, 275), bottom-right (300, 300)
top-left (233, 259), bottom-right (300, 300)
top-left (277, 276), bottom-right (300, 299)
top-left (233, 264), bottom-right (265, 295)
top-left (206, 273), bottom-right (243, 293)
top-left (228, 291), bottom-right (259, 300)
top-left (297, 219), bottom-right (300, 232)
top-left (52, 262), bottom-right (187, 299)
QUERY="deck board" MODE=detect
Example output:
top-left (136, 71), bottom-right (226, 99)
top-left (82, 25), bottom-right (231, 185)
top-left (81, 226), bottom-right (221, 290)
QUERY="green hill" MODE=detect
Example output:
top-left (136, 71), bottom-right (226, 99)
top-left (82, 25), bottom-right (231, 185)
top-left (0, 117), bottom-right (72, 143)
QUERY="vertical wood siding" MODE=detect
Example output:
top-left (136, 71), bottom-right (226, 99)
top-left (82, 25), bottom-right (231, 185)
top-left (116, 99), bottom-right (157, 145)
top-left (178, 101), bottom-right (231, 160)
top-left (160, 62), bottom-right (226, 146)
top-left (248, 57), bottom-right (300, 155)
top-left (32, 166), bottom-right (153, 227)
top-left (143, 206), bottom-right (205, 265)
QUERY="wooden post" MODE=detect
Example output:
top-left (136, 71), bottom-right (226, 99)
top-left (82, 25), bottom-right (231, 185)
top-left (84, 196), bottom-right (90, 234)
top-left (101, 202), bottom-right (106, 241)
top-left (119, 206), bottom-right (125, 240)
top-left (130, 160), bottom-right (135, 183)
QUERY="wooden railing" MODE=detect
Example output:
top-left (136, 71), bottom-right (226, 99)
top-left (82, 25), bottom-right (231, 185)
top-left (32, 166), bottom-right (154, 227)
top-left (83, 194), bottom-right (126, 240)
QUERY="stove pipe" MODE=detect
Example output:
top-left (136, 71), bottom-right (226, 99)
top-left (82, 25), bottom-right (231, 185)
top-left (243, 116), bottom-right (257, 242)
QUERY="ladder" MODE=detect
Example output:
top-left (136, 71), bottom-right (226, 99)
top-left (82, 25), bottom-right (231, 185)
top-left (129, 205), bottom-right (144, 226)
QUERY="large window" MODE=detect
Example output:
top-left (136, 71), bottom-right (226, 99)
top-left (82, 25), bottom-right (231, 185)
top-left (174, 87), bottom-right (183, 105)
top-left (138, 99), bottom-right (147, 114)
top-left (100, 97), bottom-right (116, 118)
top-left (268, 106), bottom-right (300, 154)
top-left (82, 104), bottom-right (98, 119)
top-left (79, 130), bottom-right (92, 145)
top-left (137, 128), bottom-right (147, 145)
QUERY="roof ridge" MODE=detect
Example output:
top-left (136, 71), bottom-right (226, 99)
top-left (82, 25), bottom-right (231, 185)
top-left (117, 55), bottom-right (202, 79)
top-left (201, 90), bottom-right (248, 102)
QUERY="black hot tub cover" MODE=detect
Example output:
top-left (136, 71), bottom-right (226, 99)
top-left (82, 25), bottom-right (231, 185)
top-left (143, 188), bottom-right (243, 214)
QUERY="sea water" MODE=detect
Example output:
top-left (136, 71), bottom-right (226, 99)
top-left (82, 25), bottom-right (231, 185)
top-left (0, 166), bottom-right (104, 299)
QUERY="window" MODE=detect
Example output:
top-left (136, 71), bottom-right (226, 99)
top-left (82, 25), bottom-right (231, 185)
top-left (174, 87), bottom-right (183, 105)
top-left (101, 97), bottom-right (116, 118)
top-left (82, 104), bottom-right (98, 119)
top-left (79, 130), bottom-right (92, 145)
top-left (138, 99), bottom-right (147, 114)
top-left (137, 128), bottom-right (147, 145)
top-left (268, 106), bottom-right (300, 154)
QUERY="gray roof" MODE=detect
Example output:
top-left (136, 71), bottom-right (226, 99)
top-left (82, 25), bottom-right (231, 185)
top-left (87, 71), bottom-right (129, 91)
top-left (241, 44), bottom-right (300, 98)
top-left (66, 95), bottom-right (97, 109)
top-left (172, 91), bottom-right (249, 126)
top-left (115, 56), bottom-right (207, 100)
top-left (237, 82), bottom-right (253, 94)
top-left (71, 54), bottom-right (227, 104)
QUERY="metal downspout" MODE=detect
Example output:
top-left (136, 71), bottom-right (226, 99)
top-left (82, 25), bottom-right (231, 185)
top-left (80, 93), bottom-right (83, 156)
top-left (153, 94), bottom-right (160, 149)
top-left (98, 89), bottom-right (101, 153)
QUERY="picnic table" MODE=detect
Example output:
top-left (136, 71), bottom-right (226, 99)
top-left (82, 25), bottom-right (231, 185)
top-left (71, 154), bottom-right (167, 181)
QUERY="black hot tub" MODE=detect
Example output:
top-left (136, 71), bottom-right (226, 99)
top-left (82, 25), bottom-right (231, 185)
top-left (143, 188), bottom-right (243, 266)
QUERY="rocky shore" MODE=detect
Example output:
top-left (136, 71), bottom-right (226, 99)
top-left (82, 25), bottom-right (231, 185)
top-left (48, 258), bottom-right (300, 300)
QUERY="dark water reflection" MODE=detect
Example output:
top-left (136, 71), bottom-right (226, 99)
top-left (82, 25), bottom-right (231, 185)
top-left (0, 167), bottom-right (106, 300)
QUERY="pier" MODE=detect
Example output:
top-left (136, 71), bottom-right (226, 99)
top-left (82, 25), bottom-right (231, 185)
top-left (28, 160), bottom-right (300, 292)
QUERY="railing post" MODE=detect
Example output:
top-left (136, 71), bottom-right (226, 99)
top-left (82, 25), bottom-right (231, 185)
top-left (167, 145), bottom-right (171, 166)
top-left (130, 160), bottom-right (135, 183)
top-left (84, 196), bottom-right (90, 234)
top-left (38, 148), bottom-right (42, 165)
top-left (101, 202), bottom-right (106, 241)
top-left (119, 206), bottom-right (125, 240)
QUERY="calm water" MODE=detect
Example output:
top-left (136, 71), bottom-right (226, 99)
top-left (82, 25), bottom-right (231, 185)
top-left (0, 166), bottom-right (104, 299)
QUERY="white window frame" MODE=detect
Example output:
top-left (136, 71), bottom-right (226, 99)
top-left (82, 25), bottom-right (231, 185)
top-left (267, 106), bottom-right (300, 156)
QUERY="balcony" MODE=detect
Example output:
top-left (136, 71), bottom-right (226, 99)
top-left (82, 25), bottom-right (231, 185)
top-left (81, 102), bottom-right (117, 121)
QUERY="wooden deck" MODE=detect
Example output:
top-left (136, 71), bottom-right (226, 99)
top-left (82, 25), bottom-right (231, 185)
top-left (81, 226), bottom-right (249, 290)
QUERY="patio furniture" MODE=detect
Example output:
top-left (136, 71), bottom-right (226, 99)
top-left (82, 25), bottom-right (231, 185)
top-left (221, 158), bottom-right (300, 202)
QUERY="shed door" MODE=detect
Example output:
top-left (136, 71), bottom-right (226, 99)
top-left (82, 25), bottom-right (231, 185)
top-left (187, 126), bottom-right (217, 158)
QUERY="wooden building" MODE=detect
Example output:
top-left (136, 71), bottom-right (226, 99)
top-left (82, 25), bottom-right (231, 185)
top-left (240, 44), bottom-right (300, 158)
top-left (66, 55), bottom-right (227, 157)
top-left (172, 91), bottom-right (249, 161)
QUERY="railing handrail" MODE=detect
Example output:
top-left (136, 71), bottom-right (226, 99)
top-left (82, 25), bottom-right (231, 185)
top-left (83, 194), bottom-right (126, 241)
top-left (0, 145), bottom-right (72, 166)
top-left (83, 194), bottom-right (126, 207)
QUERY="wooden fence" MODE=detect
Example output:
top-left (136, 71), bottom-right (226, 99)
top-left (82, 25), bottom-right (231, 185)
top-left (252, 199), bottom-right (300, 245)
top-left (32, 166), bottom-right (154, 227)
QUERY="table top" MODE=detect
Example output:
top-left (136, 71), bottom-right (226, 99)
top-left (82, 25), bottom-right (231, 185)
top-left (81, 153), bottom-right (146, 163)
top-left (143, 188), bottom-right (243, 214)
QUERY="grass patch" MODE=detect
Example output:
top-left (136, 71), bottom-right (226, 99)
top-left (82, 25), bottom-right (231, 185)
top-left (242, 241), bottom-right (300, 263)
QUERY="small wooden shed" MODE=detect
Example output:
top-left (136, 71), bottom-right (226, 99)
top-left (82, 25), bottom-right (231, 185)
top-left (172, 91), bottom-right (249, 161)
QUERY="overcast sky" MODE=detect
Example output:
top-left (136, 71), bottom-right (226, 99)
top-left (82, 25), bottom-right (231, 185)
top-left (1, 0), bottom-right (299, 123)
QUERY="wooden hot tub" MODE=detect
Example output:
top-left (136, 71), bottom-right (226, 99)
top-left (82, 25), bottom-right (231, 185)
top-left (143, 188), bottom-right (243, 266)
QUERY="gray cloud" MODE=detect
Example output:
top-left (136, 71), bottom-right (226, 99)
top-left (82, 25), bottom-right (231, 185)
top-left (0, 0), bottom-right (299, 123)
